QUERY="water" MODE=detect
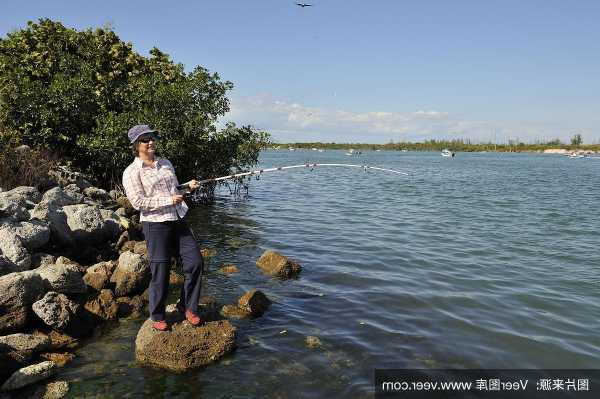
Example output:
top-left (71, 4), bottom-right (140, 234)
top-left (62, 151), bottom-right (600, 398)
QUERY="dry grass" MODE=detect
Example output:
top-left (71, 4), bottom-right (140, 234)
top-left (0, 146), bottom-right (60, 191)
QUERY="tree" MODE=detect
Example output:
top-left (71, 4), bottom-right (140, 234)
top-left (0, 19), bottom-right (269, 198)
top-left (570, 133), bottom-right (582, 146)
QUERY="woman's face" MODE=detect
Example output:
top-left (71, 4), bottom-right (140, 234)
top-left (137, 133), bottom-right (158, 156)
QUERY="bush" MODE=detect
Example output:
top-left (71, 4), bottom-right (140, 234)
top-left (0, 146), bottom-right (59, 191)
top-left (0, 19), bottom-right (269, 200)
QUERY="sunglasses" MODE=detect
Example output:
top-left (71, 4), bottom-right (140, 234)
top-left (138, 135), bottom-right (157, 143)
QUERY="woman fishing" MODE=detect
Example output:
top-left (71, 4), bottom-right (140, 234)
top-left (122, 124), bottom-right (203, 331)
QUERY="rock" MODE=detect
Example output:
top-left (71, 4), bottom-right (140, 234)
top-left (99, 209), bottom-right (122, 240)
top-left (256, 250), bottom-right (302, 278)
top-left (135, 316), bottom-right (236, 371)
top-left (219, 264), bottom-right (238, 275)
top-left (32, 292), bottom-right (79, 330)
top-left (83, 261), bottom-right (116, 292)
top-left (19, 380), bottom-right (69, 399)
top-left (30, 202), bottom-right (73, 247)
top-left (116, 196), bottom-right (135, 216)
top-left (83, 187), bottom-right (111, 203)
top-left (30, 254), bottom-right (56, 269)
top-left (115, 230), bottom-right (129, 250)
top-left (305, 336), bottom-right (322, 349)
top-left (116, 295), bottom-right (145, 318)
top-left (133, 241), bottom-right (147, 257)
top-left (238, 289), bottom-right (271, 317)
top-left (0, 199), bottom-right (30, 223)
top-left (0, 220), bottom-right (51, 251)
top-left (39, 187), bottom-right (81, 208)
top-left (169, 270), bottom-right (184, 285)
top-left (84, 289), bottom-right (118, 321)
top-left (36, 257), bottom-right (86, 294)
top-left (46, 331), bottom-right (78, 351)
top-left (108, 190), bottom-right (119, 201)
top-left (0, 186), bottom-right (41, 206)
top-left (0, 229), bottom-right (31, 270)
top-left (119, 240), bottom-right (136, 253)
top-left (0, 333), bottom-right (50, 363)
top-left (1, 361), bottom-right (56, 391)
top-left (0, 271), bottom-right (45, 334)
top-left (39, 353), bottom-right (74, 367)
top-left (220, 305), bottom-right (252, 319)
top-left (200, 248), bottom-right (216, 259)
top-left (110, 251), bottom-right (149, 297)
top-left (0, 256), bottom-right (19, 277)
top-left (62, 204), bottom-right (105, 245)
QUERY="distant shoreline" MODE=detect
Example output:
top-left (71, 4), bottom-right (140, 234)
top-left (273, 142), bottom-right (600, 153)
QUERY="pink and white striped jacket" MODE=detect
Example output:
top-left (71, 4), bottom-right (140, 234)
top-left (122, 157), bottom-right (188, 222)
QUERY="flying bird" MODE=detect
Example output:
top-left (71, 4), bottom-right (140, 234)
top-left (296, 3), bottom-right (313, 7)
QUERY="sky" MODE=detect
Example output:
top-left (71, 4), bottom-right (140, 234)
top-left (1, 0), bottom-right (599, 144)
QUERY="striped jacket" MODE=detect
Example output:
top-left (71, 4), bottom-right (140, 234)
top-left (122, 157), bottom-right (188, 222)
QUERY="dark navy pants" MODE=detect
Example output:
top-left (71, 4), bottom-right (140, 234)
top-left (142, 217), bottom-right (203, 321)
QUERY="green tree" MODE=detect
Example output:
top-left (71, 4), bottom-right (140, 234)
top-left (570, 133), bottom-right (582, 146)
top-left (0, 19), bottom-right (269, 198)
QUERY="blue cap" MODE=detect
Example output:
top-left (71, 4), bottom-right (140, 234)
top-left (128, 124), bottom-right (158, 143)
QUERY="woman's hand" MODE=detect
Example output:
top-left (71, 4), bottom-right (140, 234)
top-left (171, 194), bottom-right (184, 205)
top-left (187, 179), bottom-right (201, 191)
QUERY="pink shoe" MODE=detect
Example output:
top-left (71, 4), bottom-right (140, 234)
top-left (185, 310), bottom-right (203, 326)
top-left (152, 320), bottom-right (169, 331)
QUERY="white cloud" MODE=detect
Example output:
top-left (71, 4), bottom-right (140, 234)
top-left (222, 93), bottom-right (589, 144)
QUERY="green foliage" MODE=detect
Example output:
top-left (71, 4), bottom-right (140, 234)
top-left (570, 133), bottom-right (582, 146)
top-left (0, 19), bottom-right (270, 198)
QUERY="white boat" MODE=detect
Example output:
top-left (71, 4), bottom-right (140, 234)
top-left (345, 148), bottom-right (362, 156)
top-left (441, 149), bottom-right (455, 157)
top-left (568, 152), bottom-right (584, 158)
top-left (318, 149), bottom-right (324, 152)
top-left (288, 147), bottom-right (295, 151)
top-left (312, 148), bottom-right (318, 151)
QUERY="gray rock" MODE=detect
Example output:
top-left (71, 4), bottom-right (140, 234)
top-left (0, 333), bottom-right (50, 363)
top-left (99, 209), bottom-right (122, 240)
top-left (110, 251), bottom-right (149, 296)
top-left (0, 256), bottom-right (19, 277)
top-left (36, 257), bottom-right (86, 294)
top-left (39, 187), bottom-right (82, 207)
top-left (256, 250), bottom-right (302, 278)
top-left (0, 229), bottom-right (31, 270)
top-left (30, 253), bottom-right (56, 269)
top-left (0, 220), bottom-right (50, 251)
top-left (83, 187), bottom-right (111, 203)
top-left (30, 202), bottom-right (74, 247)
top-left (1, 361), bottom-right (56, 391)
top-left (0, 186), bottom-right (41, 209)
top-left (32, 292), bottom-right (79, 330)
top-left (0, 271), bottom-right (45, 334)
top-left (135, 315), bottom-right (236, 371)
top-left (0, 200), bottom-right (30, 222)
top-left (62, 204), bottom-right (105, 245)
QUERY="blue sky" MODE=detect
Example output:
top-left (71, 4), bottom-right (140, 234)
top-left (2, 0), bottom-right (599, 143)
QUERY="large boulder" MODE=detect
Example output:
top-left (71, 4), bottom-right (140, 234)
top-left (0, 361), bottom-right (56, 391)
top-left (0, 200), bottom-right (29, 223)
top-left (30, 253), bottom-right (56, 270)
top-left (0, 256), bottom-right (20, 277)
top-left (36, 257), bottom-right (86, 294)
top-left (0, 229), bottom-right (31, 270)
top-left (39, 187), bottom-right (81, 208)
top-left (256, 250), bottom-right (302, 278)
top-left (0, 220), bottom-right (50, 251)
top-left (83, 187), bottom-right (111, 203)
top-left (32, 292), bottom-right (80, 330)
top-left (99, 209), bottom-right (122, 240)
top-left (62, 204), bottom-right (105, 245)
top-left (110, 251), bottom-right (149, 297)
top-left (0, 271), bottom-right (45, 334)
top-left (83, 261), bottom-right (116, 292)
top-left (0, 333), bottom-right (50, 364)
top-left (30, 202), bottom-right (74, 247)
top-left (135, 315), bottom-right (236, 371)
top-left (0, 186), bottom-right (42, 209)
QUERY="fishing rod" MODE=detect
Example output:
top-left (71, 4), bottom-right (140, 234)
top-left (176, 163), bottom-right (408, 190)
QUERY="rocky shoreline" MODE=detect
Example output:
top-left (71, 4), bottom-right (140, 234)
top-left (0, 168), bottom-right (302, 398)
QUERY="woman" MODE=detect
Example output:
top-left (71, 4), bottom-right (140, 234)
top-left (122, 124), bottom-right (203, 331)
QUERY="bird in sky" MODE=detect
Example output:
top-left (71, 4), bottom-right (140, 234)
top-left (296, 3), bottom-right (313, 7)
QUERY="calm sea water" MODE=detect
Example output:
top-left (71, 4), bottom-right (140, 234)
top-left (62, 150), bottom-right (600, 398)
